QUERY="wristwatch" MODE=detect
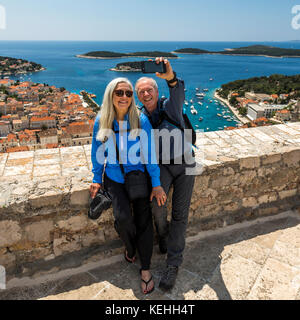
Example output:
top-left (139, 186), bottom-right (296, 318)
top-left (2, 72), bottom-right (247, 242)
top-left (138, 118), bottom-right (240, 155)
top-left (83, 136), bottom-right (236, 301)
top-left (166, 72), bottom-right (177, 85)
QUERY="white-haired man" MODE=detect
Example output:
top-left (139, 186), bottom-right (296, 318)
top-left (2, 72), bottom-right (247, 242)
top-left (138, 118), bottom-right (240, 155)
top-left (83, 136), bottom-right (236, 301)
top-left (135, 58), bottom-right (196, 291)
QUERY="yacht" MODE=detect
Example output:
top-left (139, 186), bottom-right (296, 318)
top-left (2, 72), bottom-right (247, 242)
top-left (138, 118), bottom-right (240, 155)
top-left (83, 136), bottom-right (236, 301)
top-left (191, 109), bottom-right (198, 115)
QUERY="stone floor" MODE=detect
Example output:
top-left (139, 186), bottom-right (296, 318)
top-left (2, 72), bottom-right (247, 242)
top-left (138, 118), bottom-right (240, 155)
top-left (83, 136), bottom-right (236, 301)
top-left (0, 210), bottom-right (299, 300)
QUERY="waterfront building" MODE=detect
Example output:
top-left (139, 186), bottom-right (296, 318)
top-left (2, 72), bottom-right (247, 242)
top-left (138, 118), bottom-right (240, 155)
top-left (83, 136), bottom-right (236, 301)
top-left (247, 103), bottom-right (287, 120)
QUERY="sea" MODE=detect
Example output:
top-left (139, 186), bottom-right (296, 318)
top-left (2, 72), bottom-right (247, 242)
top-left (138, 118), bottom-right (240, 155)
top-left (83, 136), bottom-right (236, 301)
top-left (1, 40), bottom-right (300, 132)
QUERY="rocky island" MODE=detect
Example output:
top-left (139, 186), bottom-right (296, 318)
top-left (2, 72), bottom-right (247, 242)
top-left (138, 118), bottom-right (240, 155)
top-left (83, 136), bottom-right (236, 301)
top-left (0, 56), bottom-right (45, 76)
top-left (110, 61), bottom-right (142, 72)
top-left (77, 51), bottom-right (178, 59)
top-left (173, 45), bottom-right (300, 58)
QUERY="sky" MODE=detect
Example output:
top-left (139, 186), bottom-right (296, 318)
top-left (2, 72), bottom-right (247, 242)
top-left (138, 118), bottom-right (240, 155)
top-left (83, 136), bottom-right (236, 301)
top-left (0, 0), bottom-right (299, 41)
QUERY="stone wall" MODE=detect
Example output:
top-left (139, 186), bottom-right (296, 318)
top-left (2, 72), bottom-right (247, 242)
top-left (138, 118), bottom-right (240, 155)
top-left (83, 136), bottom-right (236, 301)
top-left (0, 122), bottom-right (299, 278)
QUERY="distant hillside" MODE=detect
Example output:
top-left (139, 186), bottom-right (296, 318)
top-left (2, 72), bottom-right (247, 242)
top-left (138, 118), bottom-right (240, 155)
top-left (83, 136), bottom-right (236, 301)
top-left (173, 45), bottom-right (300, 58)
top-left (220, 45), bottom-right (300, 57)
top-left (218, 73), bottom-right (300, 100)
top-left (77, 51), bottom-right (178, 59)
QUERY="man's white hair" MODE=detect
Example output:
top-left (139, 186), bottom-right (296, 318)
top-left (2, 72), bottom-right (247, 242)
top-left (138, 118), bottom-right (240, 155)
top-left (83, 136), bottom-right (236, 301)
top-left (135, 77), bottom-right (158, 94)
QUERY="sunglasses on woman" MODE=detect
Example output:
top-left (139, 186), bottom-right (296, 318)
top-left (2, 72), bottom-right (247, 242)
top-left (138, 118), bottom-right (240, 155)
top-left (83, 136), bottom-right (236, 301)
top-left (114, 90), bottom-right (133, 98)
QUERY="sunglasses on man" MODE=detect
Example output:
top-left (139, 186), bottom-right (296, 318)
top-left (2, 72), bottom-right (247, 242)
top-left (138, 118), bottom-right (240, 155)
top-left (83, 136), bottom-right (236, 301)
top-left (114, 90), bottom-right (133, 98)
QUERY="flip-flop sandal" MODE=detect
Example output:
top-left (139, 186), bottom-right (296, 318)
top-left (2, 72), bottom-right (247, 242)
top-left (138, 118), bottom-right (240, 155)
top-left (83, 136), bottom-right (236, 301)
top-left (140, 269), bottom-right (155, 295)
top-left (124, 250), bottom-right (136, 264)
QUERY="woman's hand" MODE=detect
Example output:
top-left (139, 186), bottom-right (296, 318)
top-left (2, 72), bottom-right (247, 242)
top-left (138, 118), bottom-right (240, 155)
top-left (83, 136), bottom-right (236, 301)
top-left (90, 183), bottom-right (102, 199)
top-left (150, 186), bottom-right (167, 207)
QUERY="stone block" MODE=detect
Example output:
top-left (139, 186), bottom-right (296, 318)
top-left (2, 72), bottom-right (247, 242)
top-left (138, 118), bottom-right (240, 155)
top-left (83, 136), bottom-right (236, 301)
top-left (81, 230), bottom-right (105, 247)
top-left (24, 220), bottom-right (54, 243)
top-left (29, 191), bottom-right (63, 209)
top-left (278, 189), bottom-right (298, 200)
top-left (242, 197), bottom-right (258, 208)
top-left (57, 215), bottom-right (88, 233)
top-left (261, 153), bottom-right (282, 165)
top-left (53, 235), bottom-right (81, 256)
top-left (70, 190), bottom-right (90, 207)
top-left (239, 156), bottom-right (260, 170)
top-left (283, 150), bottom-right (300, 167)
top-left (247, 258), bottom-right (300, 300)
top-left (0, 220), bottom-right (22, 247)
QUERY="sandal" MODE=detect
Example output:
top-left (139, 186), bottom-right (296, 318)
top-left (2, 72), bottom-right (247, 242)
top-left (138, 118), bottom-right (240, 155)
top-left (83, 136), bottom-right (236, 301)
top-left (124, 250), bottom-right (136, 264)
top-left (140, 269), bottom-right (155, 295)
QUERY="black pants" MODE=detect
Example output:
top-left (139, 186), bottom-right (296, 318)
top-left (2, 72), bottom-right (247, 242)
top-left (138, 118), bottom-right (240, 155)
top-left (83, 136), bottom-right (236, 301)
top-left (104, 174), bottom-right (153, 270)
top-left (151, 163), bottom-right (195, 267)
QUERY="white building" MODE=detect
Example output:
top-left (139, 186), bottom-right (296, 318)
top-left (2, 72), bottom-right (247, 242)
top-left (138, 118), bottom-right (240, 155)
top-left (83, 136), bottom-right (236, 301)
top-left (247, 103), bottom-right (287, 120)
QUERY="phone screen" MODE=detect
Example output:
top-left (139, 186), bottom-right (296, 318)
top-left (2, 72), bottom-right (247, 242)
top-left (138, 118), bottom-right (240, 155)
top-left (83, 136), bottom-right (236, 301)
top-left (142, 61), bottom-right (166, 74)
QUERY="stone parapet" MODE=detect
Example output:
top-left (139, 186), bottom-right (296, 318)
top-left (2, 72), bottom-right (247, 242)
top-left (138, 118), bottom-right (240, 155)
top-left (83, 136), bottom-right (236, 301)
top-left (0, 122), bottom-right (299, 278)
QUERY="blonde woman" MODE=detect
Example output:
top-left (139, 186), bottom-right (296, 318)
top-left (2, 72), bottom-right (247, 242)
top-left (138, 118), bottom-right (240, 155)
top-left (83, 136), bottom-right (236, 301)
top-left (90, 78), bottom-right (166, 295)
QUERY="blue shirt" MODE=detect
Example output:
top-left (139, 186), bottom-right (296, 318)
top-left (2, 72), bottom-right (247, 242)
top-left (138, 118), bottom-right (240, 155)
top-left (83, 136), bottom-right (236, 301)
top-left (91, 112), bottom-right (161, 188)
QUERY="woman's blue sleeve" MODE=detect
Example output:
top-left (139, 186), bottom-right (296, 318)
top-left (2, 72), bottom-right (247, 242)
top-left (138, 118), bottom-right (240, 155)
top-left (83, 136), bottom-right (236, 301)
top-left (91, 116), bottom-right (105, 184)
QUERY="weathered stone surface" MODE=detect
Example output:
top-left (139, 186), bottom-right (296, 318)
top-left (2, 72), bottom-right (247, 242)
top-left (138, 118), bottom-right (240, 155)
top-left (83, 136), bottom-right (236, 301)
top-left (53, 235), bottom-right (81, 256)
top-left (282, 150), bottom-right (300, 167)
top-left (0, 220), bottom-right (22, 247)
top-left (24, 220), bottom-right (54, 243)
top-left (57, 215), bottom-right (89, 233)
top-left (242, 197), bottom-right (258, 208)
top-left (247, 258), bottom-right (300, 300)
top-left (239, 156), bottom-right (260, 169)
top-left (278, 189), bottom-right (298, 200)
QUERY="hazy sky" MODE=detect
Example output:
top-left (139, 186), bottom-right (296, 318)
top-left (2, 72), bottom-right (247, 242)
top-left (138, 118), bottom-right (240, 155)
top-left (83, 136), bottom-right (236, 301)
top-left (0, 0), bottom-right (300, 41)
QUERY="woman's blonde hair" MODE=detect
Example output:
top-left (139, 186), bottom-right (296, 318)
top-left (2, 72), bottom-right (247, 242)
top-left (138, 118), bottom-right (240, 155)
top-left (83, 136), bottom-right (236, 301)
top-left (96, 78), bottom-right (140, 142)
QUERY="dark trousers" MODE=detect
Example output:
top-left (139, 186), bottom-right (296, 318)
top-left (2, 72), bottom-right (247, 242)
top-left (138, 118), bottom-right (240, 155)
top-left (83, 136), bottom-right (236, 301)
top-left (104, 174), bottom-right (153, 270)
top-left (151, 163), bottom-right (195, 267)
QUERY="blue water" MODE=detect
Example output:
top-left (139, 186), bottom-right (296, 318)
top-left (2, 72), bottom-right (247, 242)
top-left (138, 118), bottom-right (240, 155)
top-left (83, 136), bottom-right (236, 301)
top-left (1, 41), bottom-right (300, 132)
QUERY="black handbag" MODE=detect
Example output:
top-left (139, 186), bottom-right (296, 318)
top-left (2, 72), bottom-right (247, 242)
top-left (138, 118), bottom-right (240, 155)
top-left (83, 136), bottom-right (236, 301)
top-left (113, 130), bottom-right (150, 201)
top-left (88, 188), bottom-right (112, 220)
top-left (124, 170), bottom-right (150, 201)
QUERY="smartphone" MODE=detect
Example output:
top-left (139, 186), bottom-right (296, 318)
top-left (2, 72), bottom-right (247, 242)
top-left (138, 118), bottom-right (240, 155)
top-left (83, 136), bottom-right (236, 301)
top-left (141, 61), bottom-right (167, 74)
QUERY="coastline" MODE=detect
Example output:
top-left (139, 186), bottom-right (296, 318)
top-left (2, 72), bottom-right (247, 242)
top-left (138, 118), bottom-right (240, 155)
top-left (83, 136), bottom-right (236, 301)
top-left (214, 90), bottom-right (249, 124)
top-left (172, 52), bottom-right (300, 59)
top-left (76, 54), bottom-right (178, 60)
top-left (0, 67), bottom-right (45, 77)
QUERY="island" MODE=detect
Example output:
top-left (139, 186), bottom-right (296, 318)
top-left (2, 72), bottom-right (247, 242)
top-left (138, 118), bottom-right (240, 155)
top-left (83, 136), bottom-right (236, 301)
top-left (0, 56), bottom-right (45, 76)
top-left (173, 45), bottom-right (300, 58)
top-left (77, 51), bottom-right (178, 59)
top-left (110, 61), bottom-right (142, 72)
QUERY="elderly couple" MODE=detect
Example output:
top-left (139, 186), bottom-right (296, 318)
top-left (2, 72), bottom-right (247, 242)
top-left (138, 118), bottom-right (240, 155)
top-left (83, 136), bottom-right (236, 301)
top-left (90, 58), bottom-right (195, 295)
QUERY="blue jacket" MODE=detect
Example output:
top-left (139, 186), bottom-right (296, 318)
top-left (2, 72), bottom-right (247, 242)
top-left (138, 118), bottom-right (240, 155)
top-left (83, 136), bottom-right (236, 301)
top-left (91, 112), bottom-right (161, 188)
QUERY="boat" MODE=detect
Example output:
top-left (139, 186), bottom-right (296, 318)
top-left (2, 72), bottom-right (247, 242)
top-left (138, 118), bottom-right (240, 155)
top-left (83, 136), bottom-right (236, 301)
top-left (203, 88), bottom-right (209, 92)
top-left (196, 93), bottom-right (205, 97)
top-left (190, 99), bottom-right (194, 103)
top-left (197, 102), bottom-right (202, 105)
top-left (199, 117), bottom-right (203, 121)
top-left (195, 88), bottom-right (199, 91)
top-left (209, 78), bottom-right (213, 81)
top-left (217, 113), bottom-right (222, 117)
top-left (191, 109), bottom-right (198, 115)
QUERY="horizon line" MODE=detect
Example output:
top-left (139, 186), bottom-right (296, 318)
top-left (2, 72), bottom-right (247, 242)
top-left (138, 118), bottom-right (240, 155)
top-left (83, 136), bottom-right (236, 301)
top-left (0, 39), bottom-right (299, 42)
